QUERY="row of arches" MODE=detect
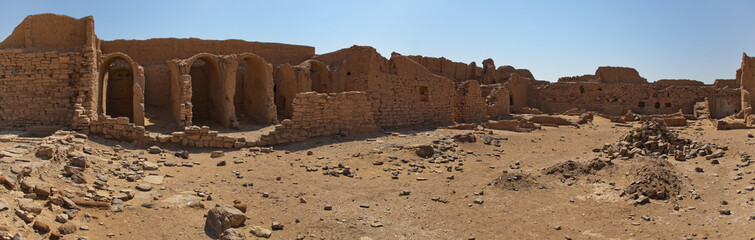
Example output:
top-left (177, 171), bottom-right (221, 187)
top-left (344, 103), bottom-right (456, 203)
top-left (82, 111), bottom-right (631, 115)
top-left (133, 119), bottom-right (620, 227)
top-left (96, 52), bottom-right (339, 131)
top-left (173, 53), bottom-right (276, 128)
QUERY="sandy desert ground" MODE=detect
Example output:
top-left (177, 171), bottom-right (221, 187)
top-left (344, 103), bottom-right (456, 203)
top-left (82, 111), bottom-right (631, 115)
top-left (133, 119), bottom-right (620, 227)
top-left (0, 116), bottom-right (753, 240)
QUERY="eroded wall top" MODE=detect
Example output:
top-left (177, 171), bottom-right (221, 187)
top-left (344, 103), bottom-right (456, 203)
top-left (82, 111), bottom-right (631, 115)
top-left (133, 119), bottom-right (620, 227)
top-left (101, 38), bottom-right (314, 65)
top-left (0, 14), bottom-right (93, 49)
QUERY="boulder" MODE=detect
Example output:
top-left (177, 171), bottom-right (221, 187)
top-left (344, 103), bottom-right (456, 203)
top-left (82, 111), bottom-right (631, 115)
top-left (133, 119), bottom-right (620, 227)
top-left (148, 146), bottom-right (162, 154)
top-left (58, 223), bottom-right (76, 235)
top-left (413, 145), bottom-right (434, 158)
top-left (205, 204), bottom-right (246, 238)
top-left (211, 151), bottom-right (224, 158)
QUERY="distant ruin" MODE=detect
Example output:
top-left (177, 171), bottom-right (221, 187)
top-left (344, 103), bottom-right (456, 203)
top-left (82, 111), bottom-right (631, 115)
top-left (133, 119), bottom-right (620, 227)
top-left (0, 14), bottom-right (752, 147)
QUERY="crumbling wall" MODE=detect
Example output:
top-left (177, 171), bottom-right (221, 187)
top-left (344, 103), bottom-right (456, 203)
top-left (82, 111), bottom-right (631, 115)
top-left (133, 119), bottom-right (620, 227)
top-left (273, 64), bottom-right (310, 119)
top-left (532, 82), bottom-right (741, 116)
top-left (654, 79), bottom-right (704, 88)
top-left (504, 74), bottom-right (533, 113)
top-left (406, 55), bottom-right (479, 83)
top-left (595, 66), bottom-right (647, 84)
top-left (482, 84), bottom-right (510, 120)
top-left (259, 92), bottom-right (379, 145)
top-left (313, 45), bottom-right (388, 92)
top-left (713, 79), bottom-right (738, 88)
top-left (454, 80), bottom-right (487, 123)
top-left (740, 53), bottom-right (755, 113)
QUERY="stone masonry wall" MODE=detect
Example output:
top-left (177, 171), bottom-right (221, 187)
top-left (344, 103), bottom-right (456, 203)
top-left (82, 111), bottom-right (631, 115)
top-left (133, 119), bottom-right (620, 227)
top-left (259, 91), bottom-right (379, 145)
top-left (366, 73), bottom-right (456, 128)
top-left (532, 82), bottom-right (741, 116)
top-left (0, 49), bottom-right (88, 128)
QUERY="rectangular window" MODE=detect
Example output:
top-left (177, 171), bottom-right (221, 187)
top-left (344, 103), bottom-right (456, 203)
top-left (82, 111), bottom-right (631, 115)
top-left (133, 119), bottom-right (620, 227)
top-left (419, 86), bottom-right (429, 102)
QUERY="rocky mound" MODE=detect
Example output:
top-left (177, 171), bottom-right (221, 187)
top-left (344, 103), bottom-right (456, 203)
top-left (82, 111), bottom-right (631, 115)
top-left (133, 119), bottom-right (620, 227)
top-left (600, 121), bottom-right (726, 161)
top-left (623, 157), bottom-right (682, 200)
top-left (493, 172), bottom-right (536, 191)
top-left (544, 158), bottom-right (612, 180)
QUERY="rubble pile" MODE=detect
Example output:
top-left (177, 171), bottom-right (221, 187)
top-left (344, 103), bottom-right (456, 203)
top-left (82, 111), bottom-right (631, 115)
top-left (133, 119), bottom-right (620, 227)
top-left (600, 121), bottom-right (726, 162)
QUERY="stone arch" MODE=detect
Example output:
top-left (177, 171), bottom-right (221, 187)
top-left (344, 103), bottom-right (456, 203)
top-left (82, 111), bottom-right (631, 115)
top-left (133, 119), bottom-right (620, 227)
top-left (236, 53), bottom-right (276, 124)
top-left (302, 59), bottom-right (331, 93)
top-left (185, 53), bottom-right (225, 125)
top-left (98, 52), bottom-right (145, 125)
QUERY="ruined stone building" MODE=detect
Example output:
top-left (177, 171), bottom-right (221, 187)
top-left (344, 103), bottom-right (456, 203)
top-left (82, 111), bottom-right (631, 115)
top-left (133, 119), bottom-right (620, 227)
top-left (0, 14), bottom-right (752, 147)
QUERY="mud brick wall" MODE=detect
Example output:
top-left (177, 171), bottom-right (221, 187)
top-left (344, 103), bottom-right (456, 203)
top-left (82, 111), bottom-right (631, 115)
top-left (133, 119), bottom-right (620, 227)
top-left (260, 91), bottom-right (379, 145)
top-left (531, 82), bottom-right (741, 117)
top-left (454, 80), bottom-right (487, 123)
top-left (0, 49), bottom-right (88, 128)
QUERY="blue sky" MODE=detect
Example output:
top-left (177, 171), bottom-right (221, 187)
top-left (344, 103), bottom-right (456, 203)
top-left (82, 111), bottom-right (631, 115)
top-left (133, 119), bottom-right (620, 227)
top-left (1, 0), bottom-right (753, 83)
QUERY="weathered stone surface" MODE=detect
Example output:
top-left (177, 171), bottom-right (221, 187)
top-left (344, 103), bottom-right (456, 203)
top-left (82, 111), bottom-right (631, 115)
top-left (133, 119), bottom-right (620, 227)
top-left (250, 226), bottom-right (272, 238)
top-left (219, 229), bottom-right (246, 240)
top-left (58, 222), bottom-right (76, 234)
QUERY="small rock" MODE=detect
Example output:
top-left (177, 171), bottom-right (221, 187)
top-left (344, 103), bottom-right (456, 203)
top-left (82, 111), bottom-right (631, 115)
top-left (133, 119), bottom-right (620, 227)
top-left (324, 205), bottom-right (332, 211)
top-left (211, 151), bottom-right (224, 158)
top-left (58, 222), bottom-right (77, 235)
top-left (399, 190), bottom-right (411, 196)
top-left (271, 221), bottom-right (284, 230)
top-left (250, 226), bottom-right (272, 238)
top-left (12, 233), bottom-right (26, 240)
top-left (175, 151), bottom-right (190, 159)
top-left (359, 204), bottom-right (369, 208)
top-left (148, 146), bottom-right (162, 154)
top-left (143, 161), bottom-right (159, 170)
top-left (719, 209), bottom-right (732, 215)
top-left (473, 198), bottom-right (484, 205)
top-left (219, 229), bottom-right (246, 240)
top-left (217, 160), bottom-right (227, 166)
top-left (55, 214), bottom-right (68, 223)
top-left (19, 200), bottom-right (42, 214)
top-left (0, 200), bottom-right (8, 211)
top-left (135, 183), bottom-right (152, 191)
top-left (36, 144), bottom-right (56, 159)
top-left (33, 221), bottom-right (50, 233)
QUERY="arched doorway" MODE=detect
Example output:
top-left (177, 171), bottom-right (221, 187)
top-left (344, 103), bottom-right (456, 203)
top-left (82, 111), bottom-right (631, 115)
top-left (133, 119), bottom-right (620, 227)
top-left (105, 59), bottom-right (133, 119)
top-left (305, 60), bottom-right (331, 93)
top-left (98, 53), bottom-right (144, 125)
top-left (188, 56), bottom-right (223, 125)
top-left (236, 53), bottom-right (276, 124)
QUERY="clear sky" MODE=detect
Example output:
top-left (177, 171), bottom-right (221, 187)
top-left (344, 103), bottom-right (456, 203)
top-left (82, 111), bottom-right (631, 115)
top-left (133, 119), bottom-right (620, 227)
top-left (1, 0), bottom-right (753, 83)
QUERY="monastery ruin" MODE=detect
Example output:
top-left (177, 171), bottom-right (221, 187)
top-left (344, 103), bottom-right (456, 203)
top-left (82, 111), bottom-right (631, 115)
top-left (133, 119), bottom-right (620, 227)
top-left (0, 14), bottom-right (753, 147)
